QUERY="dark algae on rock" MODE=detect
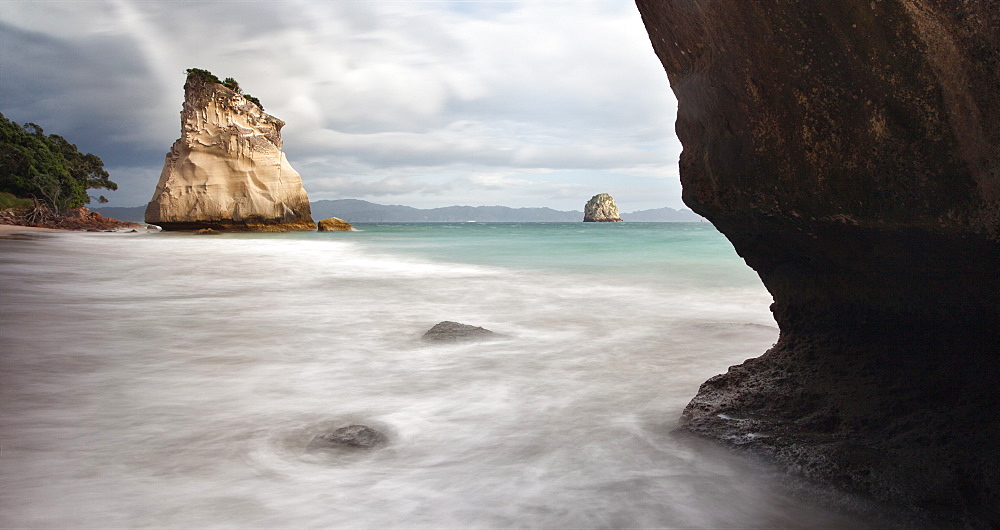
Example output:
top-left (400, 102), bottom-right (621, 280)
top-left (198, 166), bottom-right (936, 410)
top-left (636, 0), bottom-right (998, 524)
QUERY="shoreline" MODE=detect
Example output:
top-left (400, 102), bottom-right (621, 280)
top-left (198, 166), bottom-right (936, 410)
top-left (0, 224), bottom-right (66, 235)
top-left (0, 223), bottom-right (157, 236)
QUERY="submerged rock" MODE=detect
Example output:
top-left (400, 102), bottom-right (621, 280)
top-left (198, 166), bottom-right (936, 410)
top-left (583, 193), bottom-right (623, 222)
top-left (308, 425), bottom-right (387, 450)
top-left (144, 69), bottom-right (315, 232)
top-left (317, 217), bottom-right (354, 231)
top-left (422, 321), bottom-right (495, 342)
top-left (636, 0), bottom-right (999, 524)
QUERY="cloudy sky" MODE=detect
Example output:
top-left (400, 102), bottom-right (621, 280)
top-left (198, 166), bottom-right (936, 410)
top-left (0, 0), bottom-right (682, 211)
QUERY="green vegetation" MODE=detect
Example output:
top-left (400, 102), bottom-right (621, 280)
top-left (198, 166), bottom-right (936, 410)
top-left (222, 77), bottom-right (241, 93)
top-left (185, 67), bottom-right (222, 85)
top-left (0, 113), bottom-right (117, 212)
top-left (242, 94), bottom-right (263, 110)
top-left (186, 68), bottom-right (264, 111)
top-left (0, 191), bottom-right (33, 210)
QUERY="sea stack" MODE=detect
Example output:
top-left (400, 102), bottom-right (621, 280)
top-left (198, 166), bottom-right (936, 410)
top-left (636, 0), bottom-right (999, 523)
top-left (583, 193), bottom-right (623, 222)
top-left (145, 69), bottom-right (315, 231)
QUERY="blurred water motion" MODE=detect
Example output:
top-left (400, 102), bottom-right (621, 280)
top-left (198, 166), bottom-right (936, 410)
top-left (0, 226), bottom-right (879, 527)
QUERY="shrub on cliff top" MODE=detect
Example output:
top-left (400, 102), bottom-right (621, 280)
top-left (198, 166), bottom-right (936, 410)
top-left (241, 94), bottom-right (264, 111)
top-left (186, 67), bottom-right (221, 85)
top-left (222, 77), bottom-right (241, 93)
top-left (186, 68), bottom-right (264, 111)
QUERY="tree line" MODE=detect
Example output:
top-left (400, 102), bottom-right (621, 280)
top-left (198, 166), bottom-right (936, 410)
top-left (0, 112), bottom-right (117, 212)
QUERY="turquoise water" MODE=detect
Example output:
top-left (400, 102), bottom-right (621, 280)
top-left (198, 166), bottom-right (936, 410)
top-left (350, 222), bottom-right (752, 280)
top-left (0, 223), bottom-right (881, 527)
top-left (227, 222), bottom-right (760, 287)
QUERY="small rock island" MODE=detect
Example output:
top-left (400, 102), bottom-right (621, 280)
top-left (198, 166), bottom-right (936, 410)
top-left (582, 193), bottom-right (623, 222)
top-left (317, 217), bottom-right (353, 231)
top-left (145, 68), bottom-right (315, 231)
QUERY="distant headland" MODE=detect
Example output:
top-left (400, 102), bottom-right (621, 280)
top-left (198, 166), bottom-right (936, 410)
top-left (98, 198), bottom-right (703, 224)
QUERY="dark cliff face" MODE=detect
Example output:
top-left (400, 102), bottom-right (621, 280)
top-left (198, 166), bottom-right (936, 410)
top-left (635, 0), bottom-right (998, 523)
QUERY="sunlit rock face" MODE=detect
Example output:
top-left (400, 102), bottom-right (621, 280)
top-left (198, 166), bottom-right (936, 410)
top-left (145, 73), bottom-right (314, 231)
top-left (317, 217), bottom-right (353, 231)
top-left (636, 0), bottom-right (998, 523)
top-left (583, 193), bottom-right (623, 222)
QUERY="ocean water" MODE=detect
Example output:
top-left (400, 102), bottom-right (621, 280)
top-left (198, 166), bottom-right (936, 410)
top-left (1, 223), bottom-right (878, 527)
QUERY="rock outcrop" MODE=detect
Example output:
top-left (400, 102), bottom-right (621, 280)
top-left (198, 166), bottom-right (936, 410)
top-left (317, 217), bottom-right (353, 231)
top-left (145, 70), bottom-right (315, 231)
top-left (308, 425), bottom-right (388, 450)
top-left (422, 321), bottom-right (495, 342)
top-left (636, 0), bottom-right (998, 524)
top-left (582, 193), bottom-right (623, 222)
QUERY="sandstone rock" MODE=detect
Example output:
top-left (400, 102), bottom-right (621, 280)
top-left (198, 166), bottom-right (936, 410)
top-left (583, 193), bottom-right (623, 222)
top-left (636, 0), bottom-right (999, 523)
top-left (308, 425), bottom-right (388, 450)
top-left (422, 321), bottom-right (494, 342)
top-left (317, 217), bottom-right (354, 231)
top-left (144, 70), bottom-right (315, 232)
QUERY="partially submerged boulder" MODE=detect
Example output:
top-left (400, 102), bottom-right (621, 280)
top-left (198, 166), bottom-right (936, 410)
top-left (317, 217), bottom-right (353, 231)
top-left (308, 425), bottom-right (387, 450)
top-left (422, 321), bottom-right (495, 342)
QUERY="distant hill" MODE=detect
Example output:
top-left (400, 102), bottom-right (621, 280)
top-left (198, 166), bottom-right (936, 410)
top-left (96, 199), bottom-right (702, 224)
top-left (94, 206), bottom-right (146, 223)
top-left (621, 206), bottom-right (703, 222)
top-left (310, 199), bottom-right (584, 222)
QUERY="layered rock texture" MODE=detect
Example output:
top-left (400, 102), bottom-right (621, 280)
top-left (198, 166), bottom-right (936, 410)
top-left (145, 72), bottom-right (314, 231)
top-left (583, 193), bottom-right (623, 222)
top-left (636, 0), bottom-right (998, 523)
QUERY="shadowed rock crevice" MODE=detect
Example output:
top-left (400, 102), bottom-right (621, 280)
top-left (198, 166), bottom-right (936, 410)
top-left (635, 0), bottom-right (998, 523)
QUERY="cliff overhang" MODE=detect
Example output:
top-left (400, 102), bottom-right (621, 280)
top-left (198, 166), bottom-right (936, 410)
top-left (635, 0), bottom-right (999, 523)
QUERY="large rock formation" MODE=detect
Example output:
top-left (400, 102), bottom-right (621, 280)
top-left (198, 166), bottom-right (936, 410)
top-left (583, 193), bottom-right (623, 222)
top-left (145, 70), bottom-right (314, 231)
top-left (636, 0), bottom-right (998, 523)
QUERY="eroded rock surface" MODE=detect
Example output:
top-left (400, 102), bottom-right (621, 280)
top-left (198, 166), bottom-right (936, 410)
top-left (145, 71), bottom-right (314, 231)
top-left (636, 0), bottom-right (998, 523)
top-left (583, 193), bottom-right (623, 222)
top-left (422, 321), bottom-right (495, 342)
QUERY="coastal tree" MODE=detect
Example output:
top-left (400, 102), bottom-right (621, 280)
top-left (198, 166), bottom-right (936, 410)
top-left (0, 112), bottom-right (117, 212)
